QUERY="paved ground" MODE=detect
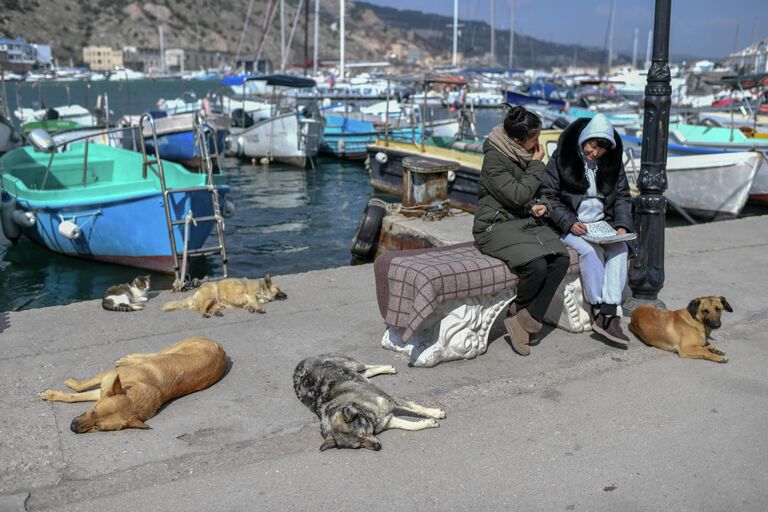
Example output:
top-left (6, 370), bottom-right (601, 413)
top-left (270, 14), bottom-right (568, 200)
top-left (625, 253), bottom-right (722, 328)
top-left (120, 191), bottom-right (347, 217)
top-left (1, 216), bottom-right (767, 512)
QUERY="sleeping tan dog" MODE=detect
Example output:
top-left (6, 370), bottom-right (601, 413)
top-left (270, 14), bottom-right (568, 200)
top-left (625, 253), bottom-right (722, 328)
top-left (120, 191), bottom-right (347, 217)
top-left (161, 276), bottom-right (287, 317)
top-left (39, 337), bottom-right (227, 432)
top-left (629, 296), bottom-right (733, 363)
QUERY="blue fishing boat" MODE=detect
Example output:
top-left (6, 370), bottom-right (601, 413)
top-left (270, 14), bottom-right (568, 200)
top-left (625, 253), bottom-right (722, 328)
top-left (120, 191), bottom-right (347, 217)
top-left (0, 136), bottom-right (230, 273)
top-left (322, 114), bottom-right (424, 160)
top-left (139, 112), bottom-right (230, 169)
top-left (504, 83), bottom-right (567, 108)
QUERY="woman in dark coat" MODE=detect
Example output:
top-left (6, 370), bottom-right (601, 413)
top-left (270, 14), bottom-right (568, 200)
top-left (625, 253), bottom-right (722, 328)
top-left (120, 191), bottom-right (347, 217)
top-left (473, 106), bottom-right (570, 356)
top-left (542, 114), bottom-right (633, 345)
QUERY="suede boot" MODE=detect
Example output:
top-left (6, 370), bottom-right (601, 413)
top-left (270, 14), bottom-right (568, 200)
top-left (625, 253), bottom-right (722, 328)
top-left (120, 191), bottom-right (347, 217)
top-left (504, 308), bottom-right (542, 356)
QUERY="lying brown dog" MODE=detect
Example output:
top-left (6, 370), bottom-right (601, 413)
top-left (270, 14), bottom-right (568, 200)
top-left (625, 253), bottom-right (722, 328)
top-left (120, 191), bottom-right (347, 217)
top-left (39, 337), bottom-right (227, 432)
top-left (629, 296), bottom-right (733, 363)
top-left (161, 276), bottom-right (287, 317)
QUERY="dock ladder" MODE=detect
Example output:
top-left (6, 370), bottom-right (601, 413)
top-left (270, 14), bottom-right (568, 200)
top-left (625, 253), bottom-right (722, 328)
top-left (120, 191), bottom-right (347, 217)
top-left (138, 113), bottom-right (229, 291)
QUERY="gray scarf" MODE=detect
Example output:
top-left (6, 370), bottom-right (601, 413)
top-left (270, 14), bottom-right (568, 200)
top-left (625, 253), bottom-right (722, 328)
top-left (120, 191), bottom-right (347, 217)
top-left (487, 124), bottom-right (534, 167)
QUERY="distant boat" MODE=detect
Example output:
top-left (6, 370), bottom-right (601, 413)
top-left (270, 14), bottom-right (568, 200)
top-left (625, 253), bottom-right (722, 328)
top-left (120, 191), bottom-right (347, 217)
top-left (226, 75), bottom-right (324, 168)
top-left (15, 105), bottom-right (97, 130)
top-left (118, 112), bottom-right (231, 169)
top-left (504, 82), bottom-right (567, 108)
top-left (0, 139), bottom-right (230, 272)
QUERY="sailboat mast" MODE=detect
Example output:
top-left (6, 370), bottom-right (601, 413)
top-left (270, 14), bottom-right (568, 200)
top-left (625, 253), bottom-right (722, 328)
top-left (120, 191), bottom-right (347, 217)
top-left (313, 0), bottom-right (319, 74)
top-left (490, 0), bottom-right (495, 66)
top-left (280, 0), bottom-right (286, 72)
top-left (340, 0), bottom-right (345, 80)
top-left (632, 28), bottom-right (639, 69)
top-left (605, 0), bottom-right (615, 73)
top-left (508, 0), bottom-right (515, 68)
top-left (158, 25), bottom-right (165, 74)
top-left (452, 0), bottom-right (458, 67)
top-left (645, 28), bottom-right (653, 69)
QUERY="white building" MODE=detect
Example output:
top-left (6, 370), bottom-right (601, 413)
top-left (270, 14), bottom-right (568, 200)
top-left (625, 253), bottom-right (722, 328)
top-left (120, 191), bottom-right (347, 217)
top-left (726, 37), bottom-right (768, 74)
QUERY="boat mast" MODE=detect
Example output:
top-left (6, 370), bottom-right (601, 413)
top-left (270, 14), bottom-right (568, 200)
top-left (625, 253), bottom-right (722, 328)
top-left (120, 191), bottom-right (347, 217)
top-left (490, 0), bottom-right (495, 66)
top-left (340, 0), bottom-right (345, 81)
top-left (604, 0), bottom-right (615, 74)
top-left (280, 0), bottom-right (286, 72)
top-left (508, 0), bottom-right (515, 69)
top-left (313, 0), bottom-right (319, 75)
top-left (632, 28), bottom-right (639, 69)
top-left (452, 0), bottom-right (458, 67)
top-left (158, 25), bottom-right (165, 75)
top-left (645, 29), bottom-right (653, 69)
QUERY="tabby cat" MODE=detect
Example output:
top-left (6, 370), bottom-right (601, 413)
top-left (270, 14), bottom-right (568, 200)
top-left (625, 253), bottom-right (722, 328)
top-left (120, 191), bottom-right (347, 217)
top-left (101, 275), bottom-right (151, 312)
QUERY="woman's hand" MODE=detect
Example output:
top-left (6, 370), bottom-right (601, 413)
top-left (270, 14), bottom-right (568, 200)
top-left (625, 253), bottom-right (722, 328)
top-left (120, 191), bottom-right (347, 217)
top-left (616, 227), bottom-right (627, 235)
top-left (531, 204), bottom-right (547, 217)
top-left (532, 142), bottom-right (545, 161)
top-left (570, 221), bottom-right (588, 236)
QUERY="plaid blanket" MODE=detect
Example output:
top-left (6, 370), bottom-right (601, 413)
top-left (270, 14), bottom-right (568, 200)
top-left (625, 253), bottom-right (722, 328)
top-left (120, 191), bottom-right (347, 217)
top-left (374, 242), bottom-right (579, 342)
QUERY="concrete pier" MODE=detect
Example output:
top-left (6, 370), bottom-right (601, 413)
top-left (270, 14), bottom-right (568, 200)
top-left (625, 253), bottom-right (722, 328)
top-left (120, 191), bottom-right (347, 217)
top-left (1, 216), bottom-right (767, 511)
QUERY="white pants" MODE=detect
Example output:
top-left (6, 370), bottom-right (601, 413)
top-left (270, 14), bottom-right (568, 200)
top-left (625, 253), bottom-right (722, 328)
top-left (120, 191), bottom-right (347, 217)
top-left (561, 233), bottom-right (628, 306)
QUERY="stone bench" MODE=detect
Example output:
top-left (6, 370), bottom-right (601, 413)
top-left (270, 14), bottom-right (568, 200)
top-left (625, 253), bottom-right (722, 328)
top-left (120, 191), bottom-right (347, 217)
top-left (373, 242), bottom-right (593, 367)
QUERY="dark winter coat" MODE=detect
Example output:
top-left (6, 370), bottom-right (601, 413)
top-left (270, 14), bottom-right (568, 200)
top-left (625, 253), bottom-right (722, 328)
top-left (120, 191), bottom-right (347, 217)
top-left (542, 118), bottom-right (634, 235)
top-left (473, 140), bottom-right (568, 270)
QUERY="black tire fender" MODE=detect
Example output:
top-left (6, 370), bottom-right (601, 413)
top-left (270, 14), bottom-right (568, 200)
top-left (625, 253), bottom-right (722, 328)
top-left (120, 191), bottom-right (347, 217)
top-left (351, 198), bottom-right (387, 259)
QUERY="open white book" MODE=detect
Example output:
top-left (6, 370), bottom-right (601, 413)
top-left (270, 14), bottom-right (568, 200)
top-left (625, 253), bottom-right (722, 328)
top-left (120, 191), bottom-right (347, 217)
top-left (582, 221), bottom-right (638, 244)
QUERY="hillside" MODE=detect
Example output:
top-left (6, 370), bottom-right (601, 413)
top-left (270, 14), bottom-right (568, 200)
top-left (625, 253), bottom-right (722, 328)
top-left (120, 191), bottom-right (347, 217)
top-left (0, 0), bottom-right (624, 70)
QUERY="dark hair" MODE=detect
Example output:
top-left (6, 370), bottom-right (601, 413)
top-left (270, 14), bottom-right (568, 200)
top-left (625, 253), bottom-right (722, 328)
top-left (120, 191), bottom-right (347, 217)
top-left (503, 105), bottom-right (541, 141)
top-left (584, 137), bottom-right (614, 150)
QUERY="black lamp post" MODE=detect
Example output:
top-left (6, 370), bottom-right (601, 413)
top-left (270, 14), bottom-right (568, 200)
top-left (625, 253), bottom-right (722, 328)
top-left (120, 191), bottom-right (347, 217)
top-left (624, 0), bottom-right (672, 313)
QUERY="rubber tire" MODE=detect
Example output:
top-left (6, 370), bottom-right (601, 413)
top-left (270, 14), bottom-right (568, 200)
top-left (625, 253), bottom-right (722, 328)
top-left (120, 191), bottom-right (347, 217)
top-left (351, 198), bottom-right (387, 259)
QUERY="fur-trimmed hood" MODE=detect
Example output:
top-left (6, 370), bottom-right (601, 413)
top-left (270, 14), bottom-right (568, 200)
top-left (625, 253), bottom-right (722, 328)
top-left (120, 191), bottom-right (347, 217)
top-left (552, 117), bottom-right (624, 196)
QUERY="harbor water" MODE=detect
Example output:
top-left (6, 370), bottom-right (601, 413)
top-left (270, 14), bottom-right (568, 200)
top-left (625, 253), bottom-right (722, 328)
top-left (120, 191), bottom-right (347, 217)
top-left (0, 79), bottom-right (508, 311)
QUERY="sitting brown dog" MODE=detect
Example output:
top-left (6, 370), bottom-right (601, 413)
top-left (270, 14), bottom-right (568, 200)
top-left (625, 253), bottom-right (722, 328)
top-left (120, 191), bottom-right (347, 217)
top-left (629, 296), bottom-right (733, 363)
top-left (161, 275), bottom-right (287, 317)
top-left (39, 337), bottom-right (227, 432)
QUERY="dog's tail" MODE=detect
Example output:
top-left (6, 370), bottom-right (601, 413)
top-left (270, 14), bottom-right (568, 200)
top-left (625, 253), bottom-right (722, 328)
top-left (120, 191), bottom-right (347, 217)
top-left (161, 298), bottom-right (193, 312)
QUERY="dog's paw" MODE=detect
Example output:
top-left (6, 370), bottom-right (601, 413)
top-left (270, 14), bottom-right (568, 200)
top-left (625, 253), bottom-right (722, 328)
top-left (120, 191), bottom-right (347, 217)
top-left (424, 418), bottom-right (440, 428)
top-left (39, 390), bottom-right (59, 401)
top-left (433, 409), bottom-right (446, 420)
top-left (64, 378), bottom-right (79, 389)
top-left (717, 356), bottom-right (729, 364)
top-left (708, 347), bottom-right (726, 355)
top-left (214, 311), bottom-right (224, 317)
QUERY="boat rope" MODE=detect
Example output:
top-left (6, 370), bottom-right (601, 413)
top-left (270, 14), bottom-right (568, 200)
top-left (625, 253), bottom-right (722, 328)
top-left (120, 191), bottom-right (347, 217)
top-left (388, 200), bottom-right (455, 222)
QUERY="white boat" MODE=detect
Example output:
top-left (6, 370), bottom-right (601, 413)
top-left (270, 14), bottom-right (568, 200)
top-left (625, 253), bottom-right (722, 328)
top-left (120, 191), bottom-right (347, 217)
top-left (14, 104), bottom-right (97, 127)
top-left (627, 152), bottom-right (762, 218)
top-left (225, 75), bottom-right (325, 168)
top-left (108, 69), bottom-right (146, 81)
top-left (229, 112), bottom-right (323, 167)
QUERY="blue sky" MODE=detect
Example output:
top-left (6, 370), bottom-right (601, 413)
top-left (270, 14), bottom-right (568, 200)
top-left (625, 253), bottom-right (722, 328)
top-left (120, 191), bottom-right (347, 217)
top-left (363, 0), bottom-right (767, 59)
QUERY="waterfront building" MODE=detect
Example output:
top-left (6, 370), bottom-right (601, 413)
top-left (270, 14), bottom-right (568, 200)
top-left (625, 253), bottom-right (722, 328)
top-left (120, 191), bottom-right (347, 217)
top-left (83, 46), bottom-right (124, 71)
top-left (0, 37), bottom-right (37, 72)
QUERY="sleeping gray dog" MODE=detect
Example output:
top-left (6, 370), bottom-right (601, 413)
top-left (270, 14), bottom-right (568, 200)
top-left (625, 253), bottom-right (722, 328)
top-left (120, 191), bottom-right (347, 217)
top-left (293, 354), bottom-right (446, 451)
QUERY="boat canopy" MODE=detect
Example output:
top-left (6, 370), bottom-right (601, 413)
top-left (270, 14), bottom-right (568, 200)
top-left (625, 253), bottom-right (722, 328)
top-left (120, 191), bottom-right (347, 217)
top-left (710, 73), bottom-right (768, 89)
top-left (461, 67), bottom-right (526, 75)
top-left (219, 74), bottom-right (260, 86)
top-left (245, 75), bottom-right (316, 88)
